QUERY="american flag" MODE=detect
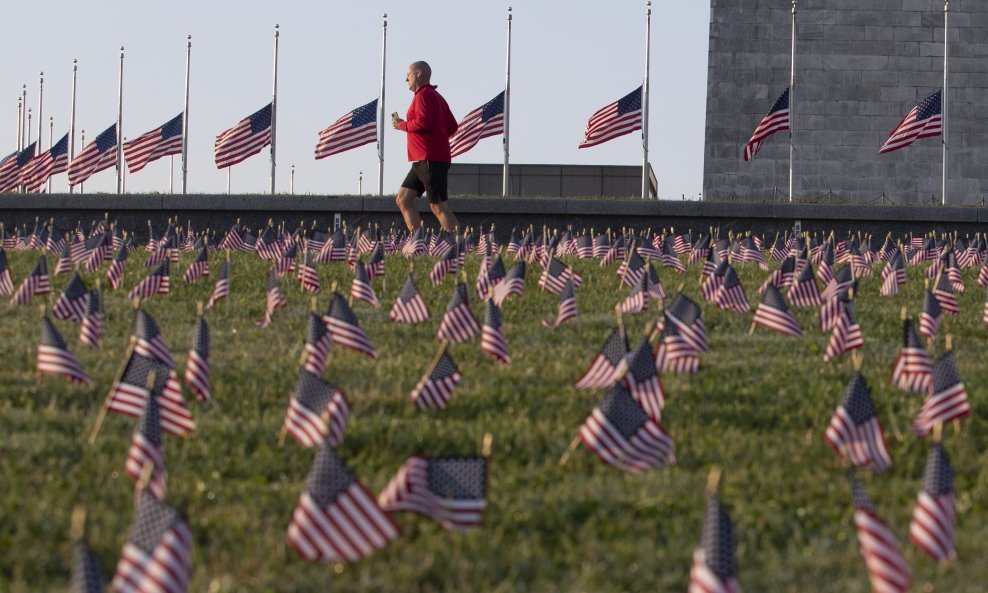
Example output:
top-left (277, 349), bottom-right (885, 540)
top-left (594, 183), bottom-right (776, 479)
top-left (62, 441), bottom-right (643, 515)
top-left (401, 228), bottom-right (426, 258)
top-left (182, 246), bottom-right (209, 284)
top-left (214, 103), bottom-right (272, 169)
top-left (38, 317), bottom-right (90, 384)
top-left (111, 492), bottom-right (193, 593)
top-left (19, 133), bottom-right (69, 191)
top-left (53, 272), bottom-right (91, 322)
top-left (437, 283), bottom-right (480, 343)
top-left (761, 255), bottom-right (795, 293)
top-left (918, 289), bottom-right (942, 340)
top-left (0, 142), bottom-right (37, 191)
top-left (284, 369), bottom-right (349, 448)
top-left (714, 266), bottom-right (750, 313)
top-left (71, 540), bottom-right (106, 593)
top-left (909, 444), bottom-right (955, 562)
top-left (824, 299), bottom-right (863, 362)
top-left (106, 246), bottom-right (127, 290)
top-left (10, 255), bottom-right (51, 306)
top-left (429, 244), bottom-right (459, 286)
top-left (480, 298), bottom-right (510, 365)
top-left (654, 319), bottom-right (700, 375)
top-left (575, 328), bottom-right (628, 389)
top-left (389, 272), bottom-right (431, 324)
top-left (124, 114), bottom-right (183, 174)
top-left (133, 309), bottom-right (176, 369)
top-left (752, 284), bottom-right (803, 337)
top-left (743, 87), bottom-right (789, 161)
top-left (124, 394), bottom-right (167, 501)
top-left (820, 265), bottom-right (855, 303)
top-left (68, 125), bottom-right (117, 186)
top-left (205, 260), bottom-right (230, 309)
top-left (255, 269), bottom-right (287, 328)
top-left (913, 351), bottom-right (970, 436)
top-left (79, 289), bottom-right (103, 349)
top-left (890, 318), bottom-right (932, 394)
top-left (286, 442), bottom-right (398, 562)
top-left (739, 236), bottom-right (768, 270)
top-left (0, 249), bottom-right (12, 296)
top-left (663, 293), bottom-right (708, 353)
top-left (492, 261), bottom-right (525, 307)
top-left (880, 253), bottom-right (907, 297)
top-left (314, 99), bottom-right (377, 159)
top-left (541, 278), bottom-right (578, 329)
top-left (366, 243), bottom-right (385, 278)
top-left (879, 90), bottom-right (942, 154)
top-left (578, 382), bottom-right (675, 473)
top-left (275, 242), bottom-right (297, 277)
top-left (578, 86), bottom-right (642, 149)
top-left (184, 315), bottom-right (211, 402)
top-left (218, 225), bottom-right (247, 252)
top-left (689, 496), bottom-right (742, 593)
top-left (476, 254), bottom-right (505, 299)
top-left (410, 349), bottom-right (462, 410)
top-left (108, 352), bottom-right (195, 437)
top-left (324, 292), bottom-right (378, 358)
top-left (350, 261), bottom-right (379, 308)
top-left (932, 273), bottom-right (959, 315)
top-left (378, 456), bottom-right (488, 531)
top-left (701, 260), bottom-right (726, 303)
top-left (616, 271), bottom-right (649, 314)
top-left (618, 338), bottom-right (665, 421)
top-left (825, 373), bottom-right (892, 473)
top-left (787, 260), bottom-right (822, 307)
top-left (128, 261), bottom-right (170, 301)
top-left (540, 257), bottom-right (583, 294)
top-left (303, 312), bottom-right (332, 376)
top-left (849, 474), bottom-right (911, 593)
top-left (55, 242), bottom-right (74, 275)
top-left (444, 90), bottom-right (506, 156)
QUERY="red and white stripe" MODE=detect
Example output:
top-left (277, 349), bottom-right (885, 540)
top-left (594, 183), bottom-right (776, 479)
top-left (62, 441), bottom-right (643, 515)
top-left (824, 410), bottom-right (891, 473)
top-left (377, 457), bottom-right (486, 531)
top-left (409, 370), bottom-right (462, 410)
top-left (436, 305), bottom-right (480, 343)
top-left (37, 344), bottom-right (90, 384)
top-left (579, 408), bottom-right (675, 473)
top-left (183, 349), bottom-right (211, 403)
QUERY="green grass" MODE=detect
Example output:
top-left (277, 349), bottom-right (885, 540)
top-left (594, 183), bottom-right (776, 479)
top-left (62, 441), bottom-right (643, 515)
top-left (1, 245), bottom-right (986, 593)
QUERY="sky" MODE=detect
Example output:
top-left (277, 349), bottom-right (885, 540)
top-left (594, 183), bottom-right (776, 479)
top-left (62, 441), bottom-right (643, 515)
top-left (3, 1), bottom-right (711, 199)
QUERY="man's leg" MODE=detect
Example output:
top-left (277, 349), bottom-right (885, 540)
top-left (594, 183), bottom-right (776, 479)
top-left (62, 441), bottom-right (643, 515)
top-left (430, 201), bottom-right (459, 233)
top-left (396, 187), bottom-right (422, 231)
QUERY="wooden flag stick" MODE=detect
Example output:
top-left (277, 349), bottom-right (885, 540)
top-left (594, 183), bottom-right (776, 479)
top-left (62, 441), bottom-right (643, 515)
top-left (424, 341), bottom-right (449, 379)
top-left (482, 433), bottom-right (493, 458)
top-left (70, 504), bottom-right (87, 542)
top-left (88, 337), bottom-right (137, 445)
top-left (851, 351), bottom-right (864, 372)
top-left (558, 434), bottom-right (581, 467)
top-left (747, 319), bottom-right (757, 336)
top-left (616, 309), bottom-right (625, 339)
top-left (705, 465), bottom-right (723, 496)
top-left (134, 459), bottom-right (155, 512)
top-left (933, 420), bottom-right (944, 444)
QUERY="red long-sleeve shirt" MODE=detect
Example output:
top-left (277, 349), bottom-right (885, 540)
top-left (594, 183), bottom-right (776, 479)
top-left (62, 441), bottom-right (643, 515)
top-left (399, 84), bottom-right (458, 162)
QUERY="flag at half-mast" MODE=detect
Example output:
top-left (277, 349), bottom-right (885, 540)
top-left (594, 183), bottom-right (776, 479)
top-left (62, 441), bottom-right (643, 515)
top-left (215, 103), bottom-right (272, 169)
top-left (315, 99), bottom-right (377, 159)
top-left (880, 91), bottom-right (942, 154)
top-left (68, 125), bottom-right (117, 186)
top-left (449, 91), bottom-right (505, 157)
top-left (124, 114), bottom-right (183, 174)
top-left (19, 134), bottom-right (69, 191)
top-left (743, 87), bottom-right (790, 161)
top-left (578, 86), bottom-right (642, 149)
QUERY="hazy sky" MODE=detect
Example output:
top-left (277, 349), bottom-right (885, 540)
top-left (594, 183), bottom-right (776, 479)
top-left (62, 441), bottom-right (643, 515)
top-left (3, 1), bottom-right (711, 199)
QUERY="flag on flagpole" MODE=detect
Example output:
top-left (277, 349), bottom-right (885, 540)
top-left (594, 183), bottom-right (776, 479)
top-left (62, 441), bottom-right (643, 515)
top-left (378, 456), bottom-right (488, 531)
top-left (879, 91), bottom-right (942, 154)
top-left (0, 142), bottom-right (37, 191)
top-left (449, 91), bottom-right (505, 157)
top-left (124, 114), bottom-right (183, 173)
top-left (19, 134), bottom-right (69, 191)
top-left (315, 99), bottom-right (377, 158)
top-left (743, 87), bottom-right (790, 161)
top-left (68, 125), bottom-right (117, 186)
top-left (578, 86), bottom-right (642, 149)
top-left (214, 103), bottom-right (272, 169)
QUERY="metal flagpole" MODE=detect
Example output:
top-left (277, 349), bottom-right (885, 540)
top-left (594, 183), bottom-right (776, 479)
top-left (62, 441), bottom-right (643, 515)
top-left (942, 0), bottom-right (949, 206)
top-left (16, 97), bottom-right (22, 151)
top-left (270, 24), bottom-right (279, 195)
top-left (69, 59), bottom-right (77, 193)
top-left (21, 85), bottom-right (27, 149)
top-left (290, 164), bottom-right (295, 194)
top-left (227, 169), bottom-right (231, 194)
top-left (116, 47), bottom-right (124, 194)
top-left (27, 109), bottom-right (31, 145)
top-left (378, 13), bottom-right (387, 196)
top-left (48, 117), bottom-right (53, 193)
top-left (641, 1), bottom-right (652, 201)
top-left (170, 156), bottom-right (174, 193)
top-left (789, 1), bottom-right (796, 203)
top-left (79, 129), bottom-right (85, 193)
top-left (36, 72), bottom-right (44, 156)
top-left (182, 35), bottom-right (191, 194)
top-left (502, 6), bottom-right (512, 198)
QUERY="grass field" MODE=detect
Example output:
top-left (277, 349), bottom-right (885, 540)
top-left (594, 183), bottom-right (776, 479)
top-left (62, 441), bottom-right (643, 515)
top-left (1, 239), bottom-right (985, 593)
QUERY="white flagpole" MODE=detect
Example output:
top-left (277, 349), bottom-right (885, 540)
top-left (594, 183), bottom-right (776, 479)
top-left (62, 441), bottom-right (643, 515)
top-left (26, 108), bottom-right (31, 145)
top-left (789, 1), bottom-right (796, 203)
top-left (79, 129), bottom-right (85, 193)
top-left (36, 72), bottom-right (44, 157)
top-left (69, 59), bottom-right (77, 194)
top-left (641, 1), bottom-right (652, 201)
top-left (21, 85), bottom-right (27, 150)
top-left (942, 0), bottom-right (949, 206)
top-left (116, 46), bottom-right (124, 194)
top-left (378, 13), bottom-right (387, 196)
top-left (182, 35), bottom-right (191, 194)
top-left (47, 117), bottom-right (53, 193)
top-left (170, 156), bottom-right (174, 193)
top-left (502, 6), bottom-right (512, 198)
top-left (270, 24), bottom-right (279, 195)
top-left (16, 96), bottom-right (22, 151)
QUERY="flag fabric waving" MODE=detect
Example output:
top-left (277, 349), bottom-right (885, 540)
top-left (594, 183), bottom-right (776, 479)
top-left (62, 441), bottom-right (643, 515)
top-left (68, 125), bottom-right (117, 186)
top-left (879, 91), bottom-right (942, 154)
top-left (579, 86), bottom-right (642, 149)
top-left (390, 273), bottom-right (430, 324)
top-left (315, 99), bottom-right (377, 159)
top-left (449, 91), bottom-right (505, 157)
top-left (744, 87), bottom-right (790, 161)
top-left (19, 133), bottom-right (69, 191)
top-left (410, 348), bottom-right (462, 410)
top-left (128, 261), bottom-right (171, 301)
top-left (52, 272), bottom-right (90, 322)
top-left (890, 318), bottom-right (932, 395)
top-left (124, 114), bottom-right (183, 174)
top-left (541, 278), bottom-right (578, 329)
top-left (825, 373), bottom-right (892, 473)
top-left (256, 269), bottom-right (287, 328)
top-left (108, 352), bottom-right (195, 437)
top-left (752, 284), bottom-right (803, 337)
top-left (575, 328), bottom-right (628, 389)
top-left (302, 311), bottom-right (332, 376)
top-left (0, 142), bottom-right (37, 190)
top-left (324, 292), bottom-right (378, 358)
top-left (480, 298), bottom-right (511, 365)
top-left (849, 474), bottom-right (912, 593)
top-left (909, 443), bottom-right (956, 562)
top-left (912, 351), bottom-right (971, 436)
top-left (378, 456), bottom-right (488, 531)
top-left (578, 382), bottom-right (676, 473)
top-left (284, 369), bottom-right (349, 448)
top-left (437, 283), bottom-right (480, 343)
top-left (286, 440), bottom-right (398, 562)
top-left (205, 260), bottom-right (230, 309)
top-left (215, 103), bottom-right (272, 169)
top-left (10, 255), bottom-right (51, 306)
top-left (689, 495), bottom-right (742, 593)
top-left (124, 393), bottom-right (167, 500)
top-left (79, 289), bottom-right (103, 350)
top-left (111, 491), bottom-right (193, 593)
top-left (38, 316), bottom-right (90, 384)
top-left (184, 314), bottom-right (211, 402)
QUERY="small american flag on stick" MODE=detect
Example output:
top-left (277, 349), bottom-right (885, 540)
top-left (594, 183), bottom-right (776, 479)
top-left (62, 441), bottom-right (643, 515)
top-left (283, 369), bottom-right (349, 448)
top-left (825, 373), bottom-right (892, 473)
top-left (849, 473), bottom-right (912, 593)
top-left (111, 492), bottom-right (193, 593)
top-left (410, 344), bottom-right (462, 410)
top-left (378, 456), bottom-right (488, 531)
top-left (909, 442), bottom-right (956, 562)
top-left (38, 316), bottom-right (90, 384)
top-left (578, 382), bottom-right (675, 473)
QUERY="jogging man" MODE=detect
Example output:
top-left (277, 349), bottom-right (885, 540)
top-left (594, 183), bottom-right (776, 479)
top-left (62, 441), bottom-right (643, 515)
top-left (392, 61), bottom-right (460, 232)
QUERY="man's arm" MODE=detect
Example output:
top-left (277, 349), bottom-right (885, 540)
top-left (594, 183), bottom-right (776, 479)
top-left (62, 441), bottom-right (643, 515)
top-left (399, 93), bottom-right (436, 133)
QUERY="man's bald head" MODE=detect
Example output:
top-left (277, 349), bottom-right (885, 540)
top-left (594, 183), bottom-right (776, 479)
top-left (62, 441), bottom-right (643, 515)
top-left (406, 61), bottom-right (432, 91)
top-left (410, 61), bottom-right (432, 81)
